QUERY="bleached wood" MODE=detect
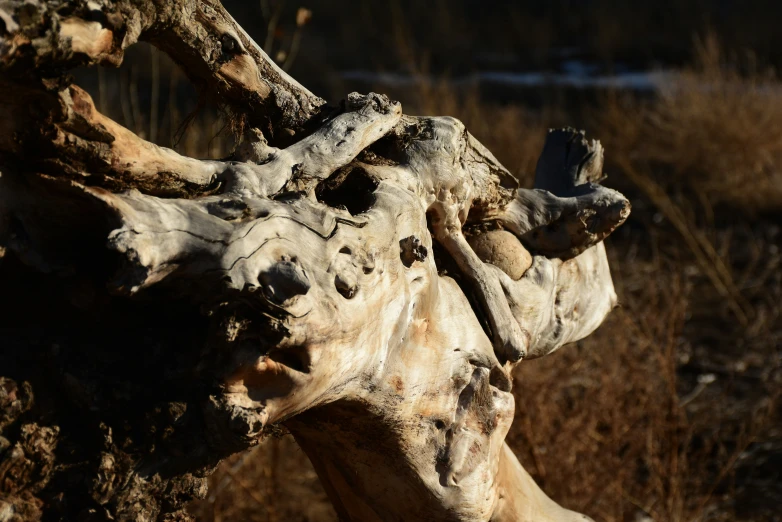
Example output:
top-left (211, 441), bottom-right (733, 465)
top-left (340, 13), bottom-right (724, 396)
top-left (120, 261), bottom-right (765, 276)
top-left (0, 2), bottom-right (629, 521)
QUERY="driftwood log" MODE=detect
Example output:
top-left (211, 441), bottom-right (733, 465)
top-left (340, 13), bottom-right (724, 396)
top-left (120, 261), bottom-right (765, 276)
top-left (0, 1), bottom-right (630, 520)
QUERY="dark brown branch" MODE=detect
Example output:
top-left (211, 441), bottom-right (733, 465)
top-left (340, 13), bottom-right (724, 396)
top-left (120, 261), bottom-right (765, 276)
top-left (0, 81), bottom-right (221, 196)
top-left (0, 0), bottom-right (325, 143)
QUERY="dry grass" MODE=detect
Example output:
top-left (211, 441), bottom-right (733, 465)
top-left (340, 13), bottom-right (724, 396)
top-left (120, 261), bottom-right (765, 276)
top-left (598, 33), bottom-right (782, 213)
top-left (497, 36), bottom-right (781, 522)
top-left (510, 264), bottom-right (698, 521)
top-left (510, 247), bottom-right (780, 521)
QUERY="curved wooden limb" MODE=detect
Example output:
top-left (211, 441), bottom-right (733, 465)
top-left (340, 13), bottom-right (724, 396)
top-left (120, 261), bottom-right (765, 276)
top-left (231, 93), bottom-right (402, 196)
top-left (494, 185), bottom-right (630, 259)
top-left (504, 129), bottom-right (628, 357)
top-left (468, 129), bottom-right (629, 359)
top-left (431, 210), bottom-right (530, 363)
top-left (0, 75), bottom-right (397, 201)
top-left (481, 129), bottom-right (629, 259)
top-left (0, 81), bottom-right (223, 196)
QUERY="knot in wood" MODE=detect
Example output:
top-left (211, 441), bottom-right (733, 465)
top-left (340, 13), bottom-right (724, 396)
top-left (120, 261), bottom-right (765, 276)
top-left (258, 259), bottom-right (310, 305)
top-left (399, 236), bottom-right (428, 268)
top-left (220, 33), bottom-right (240, 55)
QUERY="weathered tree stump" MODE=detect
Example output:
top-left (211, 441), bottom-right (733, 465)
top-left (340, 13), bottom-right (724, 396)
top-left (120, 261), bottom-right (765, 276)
top-left (0, 1), bottom-right (629, 520)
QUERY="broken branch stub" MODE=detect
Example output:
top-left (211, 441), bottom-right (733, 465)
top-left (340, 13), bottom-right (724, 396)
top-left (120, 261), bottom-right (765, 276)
top-left (0, 2), bottom-right (629, 521)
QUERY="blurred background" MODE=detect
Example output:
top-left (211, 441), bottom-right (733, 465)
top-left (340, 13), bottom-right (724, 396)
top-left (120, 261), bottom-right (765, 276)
top-left (74, 1), bottom-right (782, 520)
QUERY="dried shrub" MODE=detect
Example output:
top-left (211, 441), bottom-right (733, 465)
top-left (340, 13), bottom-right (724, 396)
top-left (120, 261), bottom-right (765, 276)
top-left (599, 33), bottom-right (782, 213)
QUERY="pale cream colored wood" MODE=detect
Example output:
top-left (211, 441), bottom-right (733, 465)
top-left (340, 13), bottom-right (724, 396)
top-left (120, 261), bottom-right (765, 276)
top-left (0, 2), bottom-right (630, 519)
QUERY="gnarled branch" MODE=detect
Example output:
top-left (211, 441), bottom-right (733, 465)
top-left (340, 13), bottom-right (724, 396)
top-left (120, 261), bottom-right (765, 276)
top-left (0, 1), bottom-right (628, 521)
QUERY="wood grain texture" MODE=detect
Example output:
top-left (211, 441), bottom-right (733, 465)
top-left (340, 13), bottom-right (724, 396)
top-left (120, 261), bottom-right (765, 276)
top-left (0, 2), bottom-right (628, 520)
